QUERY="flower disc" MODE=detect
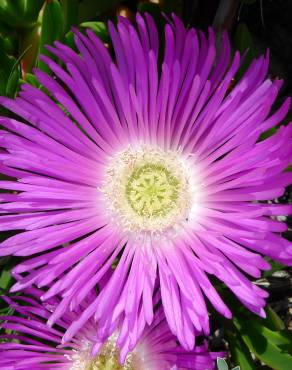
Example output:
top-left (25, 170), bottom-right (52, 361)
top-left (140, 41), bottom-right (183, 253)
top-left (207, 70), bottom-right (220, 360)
top-left (102, 145), bottom-right (196, 234)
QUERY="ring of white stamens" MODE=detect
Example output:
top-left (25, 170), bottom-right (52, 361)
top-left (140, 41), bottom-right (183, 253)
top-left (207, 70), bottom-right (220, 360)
top-left (102, 145), bottom-right (194, 234)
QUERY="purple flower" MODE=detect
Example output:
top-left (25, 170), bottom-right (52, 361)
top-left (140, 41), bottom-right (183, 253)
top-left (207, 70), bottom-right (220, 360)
top-left (0, 289), bottom-right (219, 369)
top-left (0, 13), bottom-right (291, 351)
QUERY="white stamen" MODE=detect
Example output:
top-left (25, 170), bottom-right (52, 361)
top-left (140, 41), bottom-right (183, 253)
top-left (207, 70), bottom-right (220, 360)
top-left (101, 145), bottom-right (201, 238)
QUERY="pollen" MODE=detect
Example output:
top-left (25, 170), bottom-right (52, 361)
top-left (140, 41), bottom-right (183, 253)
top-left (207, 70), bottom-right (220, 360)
top-left (102, 145), bottom-right (196, 235)
top-left (125, 163), bottom-right (179, 218)
top-left (70, 337), bottom-right (133, 370)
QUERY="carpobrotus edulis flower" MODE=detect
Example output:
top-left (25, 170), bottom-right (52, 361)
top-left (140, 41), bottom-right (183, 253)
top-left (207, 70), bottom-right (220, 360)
top-left (0, 13), bottom-right (291, 351)
top-left (0, 289), bottom-right (220, 369)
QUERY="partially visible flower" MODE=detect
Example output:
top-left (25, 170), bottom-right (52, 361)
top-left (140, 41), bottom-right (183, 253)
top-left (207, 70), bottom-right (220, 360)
top-left (0, 12), bottom-right (291, 353)
top-left (0, 289), bottom-right (219, 369)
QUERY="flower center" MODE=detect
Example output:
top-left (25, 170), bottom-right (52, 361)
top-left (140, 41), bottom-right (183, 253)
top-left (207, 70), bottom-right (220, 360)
top-left (125, 163), bottom-right (179, 218)
top-left (70, 338), bottom-right (133, 370)
top-left (87, 353), bottom-right (132, 370)
top-left (102, 145), bottom-right (195, 235)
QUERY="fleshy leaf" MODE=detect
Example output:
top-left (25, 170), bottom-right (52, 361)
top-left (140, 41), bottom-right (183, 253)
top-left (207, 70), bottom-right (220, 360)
top-left (233, 317), bottom-right (292, 370)
top-left (60, 0), bottom-right (79, 33)
top-left (217, 358), bottom-right (228, 370)
top-left (80, 22), bottom-right (109, 43)
top-left (39, 0), bottom-right (64, 73)
top-left (0, 0), bottom-right (44, 28)
top-left (226, 329), bottom-right (256, 370)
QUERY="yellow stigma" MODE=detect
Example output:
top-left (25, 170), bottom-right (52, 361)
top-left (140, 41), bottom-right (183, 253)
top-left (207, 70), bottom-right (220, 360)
top-left (70, 337), bottom-right (133, 370)
top-left (102, 145), bottom-right (194, 234)
top-left (125, 163), bottom-right (179, 218)
top-left (87, 352), bottom-right (132, 370)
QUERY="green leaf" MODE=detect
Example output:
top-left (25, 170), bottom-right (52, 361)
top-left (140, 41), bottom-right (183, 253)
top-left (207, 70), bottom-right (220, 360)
top-left (265, 305), bottom-right (285, 331)
top-left (262, 260), bottom-right (285, 277)
top-left (60, 0), bottom-right (79, 33)
top-left (5, 43), bottom-right (33, 97)
top-left (20, 24), bottom-right (40, 74)
top-left (64, 30), bottom-right (75, 50)
top-left (233, 317), bottom-right (292, 370)
top-left (0, 0), bottom-right (45, 28)
top-left (0, 257), bottom-right (14, 291)
top-left (80, 22), bottom-right (109, 43)
top-left (0, 43), bottom-right (33, 97)
top-left (260, 126), bottom-right (278, 140)
top-left (226, 329), bottom-right (256, 370)
top-left (217, 358), bottom-right (228, 370)
top-left (0, 33), bottom-right (17, 55)
top-left (78, 0), bottom-right (119, 22)
top-left (39, 0), bottom-right (64, 73)
top-left (0, 53), bottom-right (14, 95)
top-left (0, 266), bottom-right (11, 290)
top-left (234, 22), bottom-right (254, 53)
top-left (255, 322), bottom-right (292, 353)
top-left (234, 22), bottom-right (256, 79)
top-left (24, 73), bottom-right (41, 88)
top-left (5, 67), bottom-right (20, 98)
top-left (0, 19), bottom-right (10, 34)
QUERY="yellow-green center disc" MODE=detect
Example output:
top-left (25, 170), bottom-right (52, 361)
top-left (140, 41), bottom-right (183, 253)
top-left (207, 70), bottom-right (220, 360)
top-left (125, 164), bottom-right (179, 218)
top-left (88, 354), bottom-right (128, 370)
